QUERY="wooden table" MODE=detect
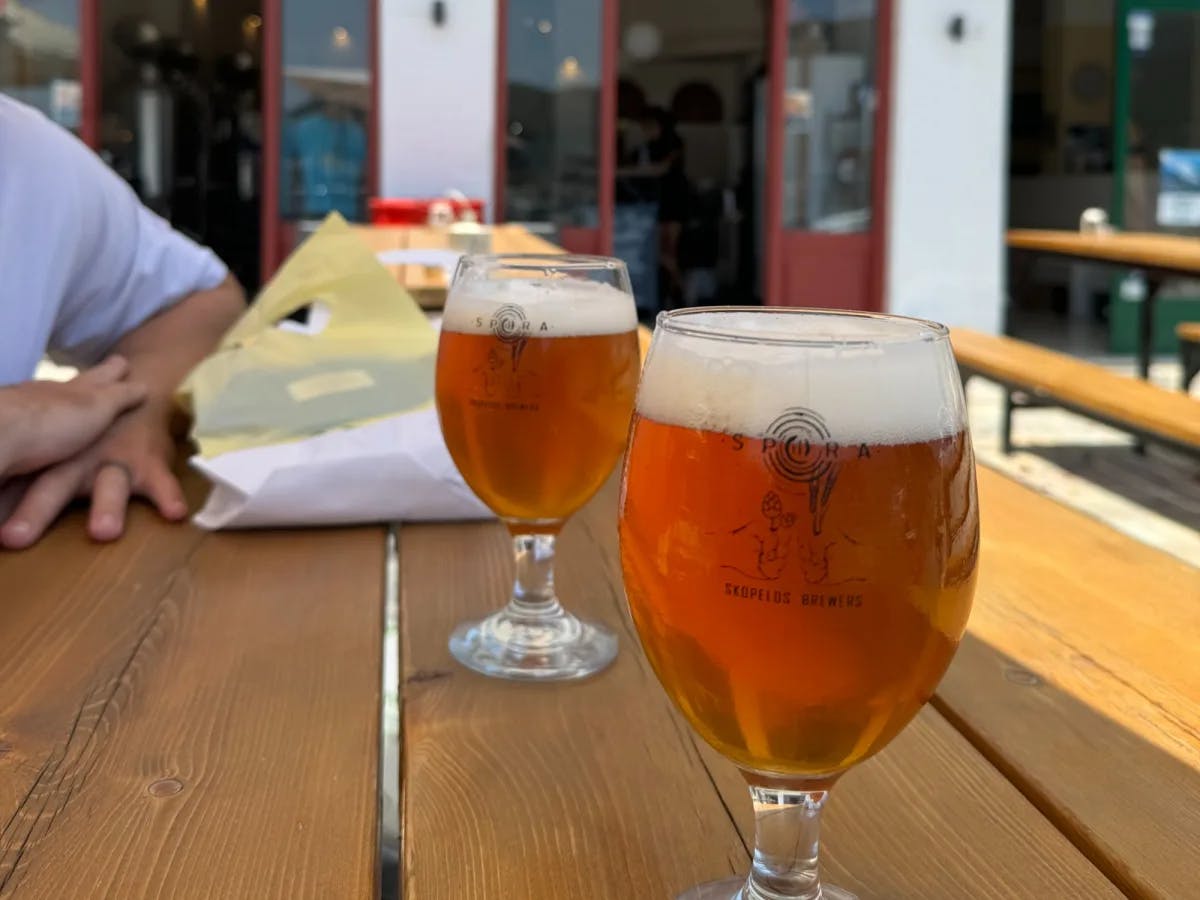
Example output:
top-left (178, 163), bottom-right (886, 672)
top-left (0, 478), bottom-right (385, 898)
top-left (353, 224), bottom-right (563, 309)
top-left (2, 466), bottom-right (1196, 897)
top-left (1007, 228), bottom-right (1200, 379)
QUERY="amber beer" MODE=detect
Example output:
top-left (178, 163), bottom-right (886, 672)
top-left (436, 301), bottom-right (639, 528)
top-left (619, 413), bottom-right (979, 777)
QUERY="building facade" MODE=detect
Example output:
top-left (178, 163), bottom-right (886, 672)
top-left (2, 0), bottom-right (1009, 332)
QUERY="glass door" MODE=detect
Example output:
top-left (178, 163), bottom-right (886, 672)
top-left (263, 0), bottom-right (376, 277)
top-left (0, 0), bottom-right (84, 131)
top-left (1112, 0), bottom-right (1200, 352)
top-left (498, 0), bottom-right (615, 253)
top-left (766, 0), bottom-right (889, 309)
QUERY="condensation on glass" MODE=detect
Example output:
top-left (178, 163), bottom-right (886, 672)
top-left (783, 0), bottom-right (877, 233)
top-left (503, 0), bottom-right (602, 228)
top-left (281, 1), bottom-right (371, 224)
top-left (0, 0), bottom-right (81, 130)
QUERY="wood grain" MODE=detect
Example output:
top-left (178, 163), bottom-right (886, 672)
top-left (1007, 228), bottom-right (1200, 276)
top-left (0, 482), bottom-right (384, 899)
top-left (951, 328), bottom-right (1200, 449)
top-left (399, 477), bottom-right (1123, 899)
top-left (936, 467), bottom-right (1200, 899)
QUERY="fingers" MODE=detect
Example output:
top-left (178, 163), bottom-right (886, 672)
top-left (0, 461), bottom-right (86, 550)
top-left (140, 460), bottom-right (188, 522)
top-left (80, 356), bottom-right (146, 419)
top-left (88, 463), bottom-right (133, 542)
top-left (96, 379), bottom-right (149, 419)
top-left (88, 458), bottom-right (186, 541)
top-left (75, 355), bottom-right (130, 386)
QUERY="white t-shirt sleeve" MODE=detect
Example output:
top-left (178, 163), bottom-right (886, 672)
top-left (6, 100), bottom-right (228, 367)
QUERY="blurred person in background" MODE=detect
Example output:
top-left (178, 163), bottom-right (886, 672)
top-left (0, 94), bottom-right (244, 550)
top-left (619, 107), bottom-right (689, 306)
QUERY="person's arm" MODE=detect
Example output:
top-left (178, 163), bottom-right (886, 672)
top-left (111, 274), bottom-right (243, 425)
top-left (92, 275), bottom-right (245, 523)
top-left (0, 278), bottom-right (243, 549)
top-left (0, 104), bottom-right (244, 550)
top-left (0, 357), bottom-right (146, 479)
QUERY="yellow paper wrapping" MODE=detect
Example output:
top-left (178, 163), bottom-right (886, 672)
top-left (179, 212), bottom-right (436, 459)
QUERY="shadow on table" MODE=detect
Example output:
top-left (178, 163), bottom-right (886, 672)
top-left (935, 632), bottom-right (1200, 899)
top-left (1023, 442), bottom-right (1200, 533)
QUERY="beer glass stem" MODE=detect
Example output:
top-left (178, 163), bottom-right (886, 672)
top-left (509, 533), bottom-right (563, 618)
top-left (743, 785), bottom-right (829, 900)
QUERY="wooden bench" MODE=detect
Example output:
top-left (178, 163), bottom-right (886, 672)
top-left (1179, 321), bottom-right (1200, 392)
top-left (951, 328), bottom-right (1200, 457)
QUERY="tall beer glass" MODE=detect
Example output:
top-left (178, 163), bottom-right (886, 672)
top-left (619, 308), bottom-right (979, 898)
top-left (436, 255), bottom-right (640, 681)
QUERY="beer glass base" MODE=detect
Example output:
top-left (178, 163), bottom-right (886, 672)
top-left (448, 609), bottom-right (617, 682)
top-left (678, 877), bottom-right (857, 899)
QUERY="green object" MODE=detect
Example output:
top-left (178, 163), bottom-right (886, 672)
top-left (1110, 296), bottom-right (1200, 353)
top-left (1111, 0), bottom-right (1200, 355)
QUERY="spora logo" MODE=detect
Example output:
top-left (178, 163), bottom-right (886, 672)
top-left (489, 304), bottom-right (531, 344)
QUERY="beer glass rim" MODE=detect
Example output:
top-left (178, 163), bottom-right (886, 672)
top-left (458, 253), bottom-right (628, 272)
top-left (655, 306), bottom-right (950, 347)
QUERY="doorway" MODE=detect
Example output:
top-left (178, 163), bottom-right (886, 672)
top-left (497, 0), bottom-right (892, 311)
top-left (614, 0), bottom-right (767, 312)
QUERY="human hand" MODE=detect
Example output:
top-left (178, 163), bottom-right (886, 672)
top-left (0, 356), bottom-right (147, 478)
top-left (0, 400), bottom-right (187, 549)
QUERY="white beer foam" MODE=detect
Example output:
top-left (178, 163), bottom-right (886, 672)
top-left (637, 311), bottom-right (964, 444)
top-left (443, 277), bottom-right (637, 337)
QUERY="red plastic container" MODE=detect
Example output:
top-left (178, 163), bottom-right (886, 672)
top-left (369, 197), bottom-right (486, 225)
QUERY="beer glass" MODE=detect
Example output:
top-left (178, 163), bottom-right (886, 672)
top-left (619, 308), bottom-right (979, 898)
top-left (436, 255), bottom-right (640, 681)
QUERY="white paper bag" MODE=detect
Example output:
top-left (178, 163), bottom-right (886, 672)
top-left (190, 407), bottom-right (489, 529)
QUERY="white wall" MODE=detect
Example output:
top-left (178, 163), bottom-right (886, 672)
top-left (885, 3), bottom-right (1011, 333)
top-left (379, 1), bottom-right (496, 216)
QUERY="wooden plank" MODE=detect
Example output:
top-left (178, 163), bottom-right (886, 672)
top-left (355, 224), bottom-right (410, 288)
top-left (1007, 228), bottom-right (1200, 276)
top-left (355, 224), bottom-right (565, 311)
top-left (399, 479), bottom-right (1123, 899)
top-left (0, 500), bottom-right (206, 850)
top-left (936, 467), bottom-right (1200, 899)
top-left (489, 223), bottom-right (565, 257)
top-left (0, 480), bottom-right (384, 899)
top-left (951, 328), bottom-right (1200, 449)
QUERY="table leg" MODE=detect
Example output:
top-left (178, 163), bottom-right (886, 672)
top-left (1001, 391), bottom-right (1015, 455)
top-left (1134, 275), bottom-right (1163, 455)
top-left (1137, 275), bottom-right (1162, 382)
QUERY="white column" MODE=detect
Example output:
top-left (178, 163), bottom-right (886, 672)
top-left (379, 0), bottom-right (498, 218)
top-left (884, 3), bottom-right (1011, 333)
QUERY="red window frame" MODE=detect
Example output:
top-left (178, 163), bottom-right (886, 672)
top-left (261, 0), bottom-right (381, 278)
top-left (76, 0), bottom-right (381, 282)
top-left (492, 0), bottom-right (892, 309)
top-left (493, 0), bottom-right (616, 254)
top-left (765, 0), bottom-right (892, 310)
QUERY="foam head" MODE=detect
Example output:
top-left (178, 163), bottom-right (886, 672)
top-left (637, 310), bottom-right (965, 445)
top-left (443, 277), bottom-right (637, 337)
